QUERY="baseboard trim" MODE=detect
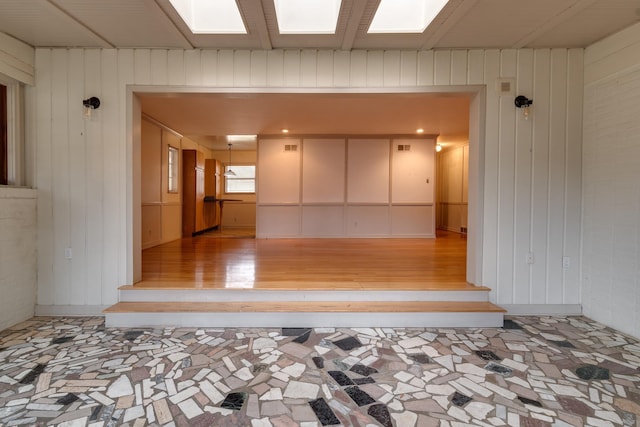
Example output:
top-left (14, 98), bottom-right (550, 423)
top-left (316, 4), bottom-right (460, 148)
top-left (35, 305), bottom-right (108, 317)
top-left (501, 304), bottom-right (582, 316)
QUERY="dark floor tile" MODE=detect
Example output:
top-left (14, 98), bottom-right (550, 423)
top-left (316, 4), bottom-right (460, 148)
top-left (576, 365), bottom-right (610, 380)
top-left (182, 358), bottom-right (192, 368)
top-left (52, 336), bottom-right (73, 345)
top-left (476, 350), bottom-right (502, 361)
top-left (451, 391), bottom-right (473, 407)
top-left (252, 364), bottom-right (268, 374)
top-left (518, 396), bottom-right (543, 407)
top-left (353, 377), bottom-right (376, 385)
top-left (19, 363), bottom-right (46, 384)
top-left (328, 371), bottom-right (354, 386)
top-left (123, 330), bottom-right (144, 341)
top-left (293, 330), bottom-right (312, 344)
top-left (333, 336), bottom-right (362, 351)
top-left (312, 357), bottom-right (325, 369)
top-left (554, 341), bottom-right (576, 348)
top-left (282, 328), bottom-right (312, 336)
top-left (89, 405), bottom-right (103, 421)
top-left (368, 404), bottom-right (393, 427)
top-left (502, 319), bottom-right (523, 330)
top-left (309, 398), bottom-right (341, 426)
top-left (350, 364), bottom-right (378, 377)
top-left (484, 362), bottom-right (513, 377)
top-left (56, 393), bottom-right (80, 405)
top-left (408, 354), bottom-right (433, 364)
top-left (220, 392), bottom-right (247, 411)
top-left (345, 386), bottom-right (376, 407)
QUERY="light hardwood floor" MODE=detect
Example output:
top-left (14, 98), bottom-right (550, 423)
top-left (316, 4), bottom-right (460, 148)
top-left (139, 229), bottom-right (470, 290)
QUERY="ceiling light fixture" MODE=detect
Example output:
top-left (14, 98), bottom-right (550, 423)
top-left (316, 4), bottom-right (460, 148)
top-left (368, 0), bottom-right (449, 33)
top-left (224, 143), bottom-right (236, 177)
top-left (282, 129), bottom-right (289, 134)
top-left (416, 128), bottom-right (424, 134)
top-left (435, 143), bottom-right (443, 152)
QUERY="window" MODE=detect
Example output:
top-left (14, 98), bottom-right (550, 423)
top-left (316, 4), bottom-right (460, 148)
top-left (167, 146), bottom-right (179, 193)
top-left (225, 164), bottom-right (255, 194)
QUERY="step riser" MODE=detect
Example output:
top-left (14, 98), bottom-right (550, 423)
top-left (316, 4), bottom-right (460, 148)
top-left (105, 311), bottom-right (504, 329)
top-left (119, 289), bottom-right (490, 303)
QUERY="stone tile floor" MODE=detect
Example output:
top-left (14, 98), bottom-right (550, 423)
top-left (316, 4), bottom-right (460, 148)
top-left (0, 316), bottom-right (639, 426)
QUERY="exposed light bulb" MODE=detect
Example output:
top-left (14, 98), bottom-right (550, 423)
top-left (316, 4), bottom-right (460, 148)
top-left (435, 144), bottom-right (442, 152)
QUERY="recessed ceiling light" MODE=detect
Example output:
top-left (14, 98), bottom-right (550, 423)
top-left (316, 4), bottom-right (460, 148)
top-left (227, 135), bottom-right (257, 143)
top-left (169, 0), bottom-right (247, 34)
top-left (416, 128), bottom-right (424, 133)
top-left (282, 129), bottom-right (289, 133)
top-left (368, 0), bottom-right (449, 34)
top-left (274, 0), bottom-right (342, 34)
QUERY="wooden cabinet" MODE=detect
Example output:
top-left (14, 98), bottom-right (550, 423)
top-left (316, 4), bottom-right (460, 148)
top-left (182, 150), bottom-right (206, 237)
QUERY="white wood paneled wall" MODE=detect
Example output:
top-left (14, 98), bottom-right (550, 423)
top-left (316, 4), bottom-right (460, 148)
top-left (32, 47), bottom-right (583, 310)
top-left (582, 23), bottom-right (640, 339)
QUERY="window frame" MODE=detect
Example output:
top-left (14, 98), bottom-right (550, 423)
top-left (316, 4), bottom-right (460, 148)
top-left (0, 75), bottom-right (24, 186)
top-left (224, 163), bottom-right (256, 194)
top-left (167, 145), bottom-right (179, 193)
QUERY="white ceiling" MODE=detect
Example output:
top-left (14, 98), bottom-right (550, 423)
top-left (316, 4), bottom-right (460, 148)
top-left (2, 0), bottom-right (638, 149)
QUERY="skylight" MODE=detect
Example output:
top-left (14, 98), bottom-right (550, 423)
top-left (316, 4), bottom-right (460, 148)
top-left (169, 0), bottom-right (247, 34)
top-left (368, 0), bottom-right (449, 34)
top-left (274, 0), bottom-right (342, 34)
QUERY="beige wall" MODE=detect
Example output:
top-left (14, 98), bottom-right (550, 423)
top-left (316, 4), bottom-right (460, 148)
top-left (436, 144), bottom-right (468, 233)
top-left (141, 117), bottom-right (214, 249)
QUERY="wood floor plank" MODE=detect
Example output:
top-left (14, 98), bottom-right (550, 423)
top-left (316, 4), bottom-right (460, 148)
top-left (140, 229), bottom-right (470, 290)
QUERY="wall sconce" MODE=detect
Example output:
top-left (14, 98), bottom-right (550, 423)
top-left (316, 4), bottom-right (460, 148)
top-left (435, 143), bottom-right (443, 152)
top-left (83, 96), bottom-right (101, 117)
top-left (514, 95), bottom-right (533, 120)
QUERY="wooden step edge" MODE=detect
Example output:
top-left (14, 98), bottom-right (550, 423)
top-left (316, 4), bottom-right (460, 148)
top-left (104, 301), bottom-right (506, 314)
top-left (118, 284), bottom-right (493, 292)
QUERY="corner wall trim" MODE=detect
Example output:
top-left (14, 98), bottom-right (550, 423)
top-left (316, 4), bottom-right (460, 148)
top-left (35, 305), bottom-right (108, 317)
top-left (501, 304), bottom-right (582, 316)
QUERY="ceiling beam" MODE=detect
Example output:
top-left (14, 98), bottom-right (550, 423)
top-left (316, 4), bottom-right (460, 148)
top-left (241, 0), bottom-right (272, 50)
top-left (420, 0), bottom-right (478, 50)
top-left (341, 0), bottom-right (373, 51)
top-left (151, 0), bottom-right (196, 49)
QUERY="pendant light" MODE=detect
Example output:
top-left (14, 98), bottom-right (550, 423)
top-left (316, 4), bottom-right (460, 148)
top-left (224, 143), bottom-right (236, 177)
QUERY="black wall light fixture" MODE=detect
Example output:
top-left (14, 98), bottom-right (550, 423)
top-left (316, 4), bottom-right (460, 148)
top-left (82, 96), bottom-right (101, 117)
top-left (514, 95), bottom-right (533, 120)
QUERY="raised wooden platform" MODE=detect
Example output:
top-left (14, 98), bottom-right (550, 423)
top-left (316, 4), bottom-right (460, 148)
top-left (104, 230), bottom-right (505, 328)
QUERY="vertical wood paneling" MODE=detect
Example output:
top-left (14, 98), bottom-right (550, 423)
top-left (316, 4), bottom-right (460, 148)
top-left (383, 51), bottom-right (401, 87)
top-left (250, 51), bottom-right (267, 87)
top-left (184, 50), bottom-right (202, 86)
top-left (451, 50), bottom-right (468, 85)
top-left (467, 50), bottom-right (485, 84)
top-left (349, 50), bottom-right (367, 86)
top-left (100, 49), bottom-right (121, 306)
top-left (84, 48), bottom-right (104, 306)
top-left (51, 49), bottom-right (71, 305)
top-left (563, 49), bottom-right (583, 304)
top-left (513, 49), bottom-right (534, 304)
top-left (434, 50), bottom-right (451, 85)
top-left (283, 50), bottom-right (301, 86)
top-left (150, 50), bottom-right (168, 85)
top-left (35, 49), bottom-right (54, 305)
top-left (133, 49), bottom-right (151, 84)
top-left (67, 49), bottom-right (87, 305)
top-left (400, 51), bottom-right (417, 86)
top-left (201, 50), bottom-right (218, 85)
top-left (217, 50), bottom-right (234, 86)
top-left (333, 50), bottom-right (350, 87)
top-left (316, 50), bottom-right (333, 87)
top-left (300, 50), bottom-right (317, 87)
top-left (366, 51), bottom-right (384, 87)
top-left (530, 49), bottom-right (551, 304)
top-left (167, 50), bottom-right (185, 85)
top-left (547, 49), bottom-right (568, 304)
top-left (496, 49), bottom-right (517, 305)
top-left (481, 50), bottom-right (501, 300)
top-left (266, 50), bottom-right (284, 86)
top-left (233, 50), bottom-right (251, 86)
top-left (417, 51), bottom-right (434, 86)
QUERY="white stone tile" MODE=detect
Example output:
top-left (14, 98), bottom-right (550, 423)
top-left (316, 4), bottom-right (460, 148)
top-left (260, 388), bottom-right (283, 401)
top-left (283, 381), bottom-right (319, 400)
top-left (281, 362), bottom-right (306, 378)
top-left (391, 410), bottom-right (418, 427)
top-left (123, 405), bottom-right (145, 423)
top-left (106, 375), bottom-right (134, 398)
top-left (234, 367), bottom-right (255, 381)
top-left (178, 398), bottom-right (203, 419)
top-left (251, 418), bottom-right (274, 427)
